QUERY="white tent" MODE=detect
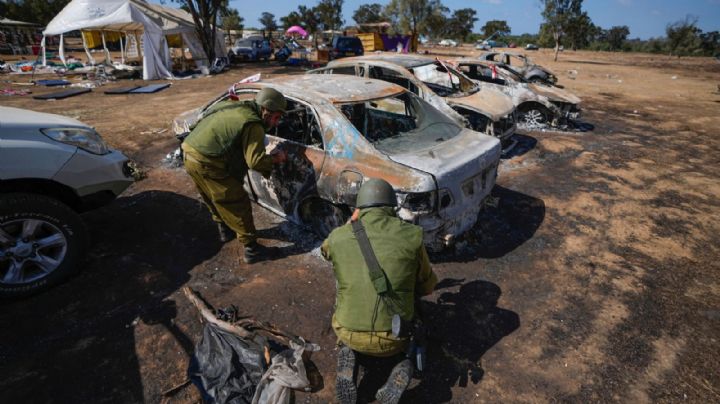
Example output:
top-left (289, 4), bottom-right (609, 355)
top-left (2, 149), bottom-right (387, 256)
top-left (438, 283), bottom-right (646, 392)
top-left (42, 0), bottom-right (225, 80)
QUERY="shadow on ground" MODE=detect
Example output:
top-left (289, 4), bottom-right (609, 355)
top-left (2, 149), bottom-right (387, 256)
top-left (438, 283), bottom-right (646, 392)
top-left (0, 190), bottom-right (222, 403)
top-left (502, 133), bottom-right (537, 160)
top-left (433, 186), bottom-right (545, 263)
top-left (401, 279), bottom-right (520, 403)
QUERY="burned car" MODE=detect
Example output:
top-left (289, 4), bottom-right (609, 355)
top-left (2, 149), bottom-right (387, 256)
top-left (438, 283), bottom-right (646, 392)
top-left (308, 54), bottom-right (518, 150)
top-left (455, 59), bottom-right (581, 127)
top-left (478, 51), bottom-right (557, 84)
top-left (173, 75), bottom-right (501, 251)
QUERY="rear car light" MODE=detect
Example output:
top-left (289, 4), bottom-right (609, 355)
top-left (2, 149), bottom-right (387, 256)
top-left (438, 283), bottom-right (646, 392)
top-left (398, 191), bottom-right (437, 213)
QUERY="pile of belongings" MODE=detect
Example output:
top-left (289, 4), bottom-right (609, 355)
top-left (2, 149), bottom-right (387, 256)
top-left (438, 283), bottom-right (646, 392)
top-left (183, 287), bottom-right (321, 404)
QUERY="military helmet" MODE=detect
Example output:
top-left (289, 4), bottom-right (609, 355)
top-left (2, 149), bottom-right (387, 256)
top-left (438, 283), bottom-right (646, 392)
top-left (255, 87), bottom-right (287, 112)
top-left (356, 178), bottom-right (397, 208)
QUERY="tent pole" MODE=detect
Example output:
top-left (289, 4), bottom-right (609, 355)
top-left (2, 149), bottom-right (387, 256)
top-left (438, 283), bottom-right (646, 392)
top-left (120, 33), bottom-right (125, 64)
top-left (101, 31), bottom-right (110, 65)
top-left (41, 36), bottom-right (46, 66)
top-left (59, 33), bottom-right (66, 67)
top-left (81, 31), bottom-right (94, 65)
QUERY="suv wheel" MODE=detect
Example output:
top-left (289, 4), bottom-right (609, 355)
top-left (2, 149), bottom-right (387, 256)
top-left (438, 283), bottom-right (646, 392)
top-left (0, 193), bottom-right (87, 298)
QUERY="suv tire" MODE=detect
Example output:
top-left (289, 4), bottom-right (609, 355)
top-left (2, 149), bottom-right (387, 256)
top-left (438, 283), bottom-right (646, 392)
top-left (0, 193), bottom-right (88, 298)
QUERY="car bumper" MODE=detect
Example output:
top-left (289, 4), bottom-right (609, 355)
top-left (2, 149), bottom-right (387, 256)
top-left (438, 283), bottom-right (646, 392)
top-left (52, 149), bottom-right (134, 204)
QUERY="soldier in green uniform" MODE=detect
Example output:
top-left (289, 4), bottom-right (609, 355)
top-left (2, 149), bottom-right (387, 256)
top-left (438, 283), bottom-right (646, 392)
top-left (182, 87), bottom-right (288, 264)
top-left (321, 178), bottom-right (438, 404)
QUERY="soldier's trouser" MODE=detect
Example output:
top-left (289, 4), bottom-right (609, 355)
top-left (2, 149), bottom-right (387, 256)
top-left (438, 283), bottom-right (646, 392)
top-left (182, 147), bottom-right (256, 245)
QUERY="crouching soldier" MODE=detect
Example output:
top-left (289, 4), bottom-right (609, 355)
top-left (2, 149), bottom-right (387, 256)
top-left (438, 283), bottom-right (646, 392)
top-left (182, 87), bottom-right (287, 264)
top-left (321, 178), bottom-right (438, 404)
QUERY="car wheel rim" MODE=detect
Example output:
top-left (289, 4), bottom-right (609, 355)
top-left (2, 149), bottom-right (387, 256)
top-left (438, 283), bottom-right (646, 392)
top-left (522, 109), bottom-right (546, 126)
top-left (0, 218), bottom-right (67, 285)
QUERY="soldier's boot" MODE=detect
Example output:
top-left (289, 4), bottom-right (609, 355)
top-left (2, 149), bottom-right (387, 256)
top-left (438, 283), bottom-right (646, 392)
top-left (375, 359), bottom-right (413, 404)
top-left (242, 241), bottom-right (275, 264)
top-left (335, 346), bottom-right (357, 404)
top-left (216, 222), bottom-right (235, 243)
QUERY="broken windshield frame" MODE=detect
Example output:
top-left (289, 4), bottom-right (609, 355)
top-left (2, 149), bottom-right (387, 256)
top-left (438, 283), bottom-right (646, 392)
top-left (410, 62), bottom-right (479, 98)
top-left (336, 91), bottom-right (462, 155)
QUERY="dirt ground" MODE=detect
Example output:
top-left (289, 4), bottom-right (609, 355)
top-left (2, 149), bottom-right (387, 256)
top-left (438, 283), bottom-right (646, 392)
top-left (1, 47), bottom-right (719, 403)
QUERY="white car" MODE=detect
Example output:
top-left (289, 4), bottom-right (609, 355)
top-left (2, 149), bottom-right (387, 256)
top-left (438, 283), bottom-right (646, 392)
top-left (439, 39), bottom-right (458, 47)
top-left (173, 75), bottom-right (501, 251)
top-left (308, 54), bottom-right (518, 150)
top-left (0, 107), bottom-right (134, 297)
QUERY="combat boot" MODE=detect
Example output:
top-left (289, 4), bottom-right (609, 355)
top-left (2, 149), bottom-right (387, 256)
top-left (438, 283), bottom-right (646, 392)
top-left (216, 222), bottom-right (235, 243)
top-left (335, 346), bottom-right (357, 404)
top-left (375, 359), bottom-right (413, 404)
top-left (243, 241), bottom-right (275, 264)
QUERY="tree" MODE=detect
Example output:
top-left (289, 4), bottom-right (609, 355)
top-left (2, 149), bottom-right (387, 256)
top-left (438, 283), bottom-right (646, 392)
top-left (383, 0), bottom-right (445, 38)
top-left (2, 0), bottom-right (71, 25)
top-left (353, 3), bottom-right (384, 25)
top-left (316, 0), bottom-right (344, 33)
top-left (298, 5), bottom-right (321, 47)
top-left (540, 0), bottom-right (583, 61)
top-left (259, 12), bottom-right (278, 33)
top-left (699, 30), bottom-right (720, 57)
top-left (178, 0), bottom-right (224, 64)
top-left (280, 11), bottom-right (303, 30)
top-left (424, 5), bottom-right (449, 40)
top-left (606, 25), bottom-right (629, 51)
top-left (564, 11), bottom-right (595, 50)
top-left (481, 20), bottom-right (510, 39)
top-left (447, 8), bottom-right (477, 42)
top-left (666, 16), bottom-right (701, 57)
top-left (221, 8), bottom-right (244, 32)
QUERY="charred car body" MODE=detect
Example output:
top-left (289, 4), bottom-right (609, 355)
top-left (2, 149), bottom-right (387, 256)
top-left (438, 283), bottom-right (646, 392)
top-left (307, 54), bottom-right (518, 150)
top-left (455, 59), bottom-right (582, 127)
top-left (478, 52), bottom-right (557, 84)
top-left (173, 75), bottom-right (501, 251)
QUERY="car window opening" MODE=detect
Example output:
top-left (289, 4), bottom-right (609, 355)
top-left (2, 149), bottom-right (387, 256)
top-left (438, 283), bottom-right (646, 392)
top-left (411, 63), bottom-right (476, 98)
top-left (338, 92), bottom-right (461, 155)
top-left (273, 99), bottom-right (324, 149)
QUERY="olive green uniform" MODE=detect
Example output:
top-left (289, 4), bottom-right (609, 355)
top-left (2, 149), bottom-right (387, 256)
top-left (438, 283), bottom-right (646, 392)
top-left (321, 207), bottom-right (438, 356)
top-left (182, 101), bottom-right (274, 245)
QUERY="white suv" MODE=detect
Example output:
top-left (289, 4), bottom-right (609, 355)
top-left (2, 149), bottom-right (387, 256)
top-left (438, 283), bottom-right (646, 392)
top-left (0, 107), bottom-right (134, 297)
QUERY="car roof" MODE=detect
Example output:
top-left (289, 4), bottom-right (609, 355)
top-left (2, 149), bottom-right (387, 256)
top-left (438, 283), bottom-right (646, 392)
top-left (337, 54), bottom-right (437, 68)
top-left (245, 75), bottom-right (406, 104)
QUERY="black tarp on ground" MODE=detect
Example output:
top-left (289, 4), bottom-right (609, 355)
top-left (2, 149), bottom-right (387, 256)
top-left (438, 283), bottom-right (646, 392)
top-left (188, 323), bottom-right (267, 404)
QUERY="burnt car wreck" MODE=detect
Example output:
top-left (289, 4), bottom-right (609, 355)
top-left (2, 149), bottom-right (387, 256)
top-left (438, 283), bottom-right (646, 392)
top-left (174, 75), bottom-right (501, 251)
top-left (308, 54), bottom-right (519, 150)
top-left (455, 59), bottom-right (582, 128)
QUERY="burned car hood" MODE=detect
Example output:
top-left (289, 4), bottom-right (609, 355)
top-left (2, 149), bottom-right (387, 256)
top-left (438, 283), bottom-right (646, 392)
top-left (528, 83), bottom-right (581, 104)
top-left (446, 87), bottom-right (515, 121)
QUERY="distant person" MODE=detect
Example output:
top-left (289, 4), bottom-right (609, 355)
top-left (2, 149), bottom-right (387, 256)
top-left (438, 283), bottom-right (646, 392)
top-left (182, 87), bottom-right (287, 264)
top-left (321, 178), bottom-right (438, 404)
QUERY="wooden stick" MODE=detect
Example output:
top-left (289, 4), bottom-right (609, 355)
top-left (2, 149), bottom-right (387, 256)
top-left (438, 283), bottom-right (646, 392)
top-left (182, 286), bottom-right (252, 338)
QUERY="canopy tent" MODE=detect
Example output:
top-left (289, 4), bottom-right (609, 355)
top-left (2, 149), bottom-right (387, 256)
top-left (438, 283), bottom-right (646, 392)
top-left (285, 25), bottom-right (307, 38)
top-left (42, 0), bottom-right (225, 80)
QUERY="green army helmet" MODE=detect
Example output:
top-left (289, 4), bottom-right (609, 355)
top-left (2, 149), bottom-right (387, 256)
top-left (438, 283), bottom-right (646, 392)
top-left (356, 178), bottom-right (397, 208)
top-left (255, 87), bottom-right (287, 113)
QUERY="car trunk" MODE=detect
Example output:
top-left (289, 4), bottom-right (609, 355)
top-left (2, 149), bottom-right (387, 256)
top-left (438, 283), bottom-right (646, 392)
top-left (387, 129), bottom-right (501, 220)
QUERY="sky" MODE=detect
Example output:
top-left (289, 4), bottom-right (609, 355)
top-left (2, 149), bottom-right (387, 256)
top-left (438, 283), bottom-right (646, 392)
top-left (220, 0), bottom-right (720, 40)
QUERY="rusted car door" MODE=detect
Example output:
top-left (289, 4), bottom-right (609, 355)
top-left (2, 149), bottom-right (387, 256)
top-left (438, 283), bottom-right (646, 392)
top-left (247, 98), bottom-right (326, 220)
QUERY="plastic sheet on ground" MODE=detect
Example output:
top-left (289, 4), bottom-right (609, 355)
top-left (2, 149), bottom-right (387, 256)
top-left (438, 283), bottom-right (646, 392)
top-left (188, 323), bottom-right (267, 404)
top-left (251, 340), bottom-right (318, 404)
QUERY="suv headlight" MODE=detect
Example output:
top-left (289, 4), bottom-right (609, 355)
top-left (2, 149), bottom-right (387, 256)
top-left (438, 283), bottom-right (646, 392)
top-left (41, 127), bottom-right (109, 155)
top-left (397, 191), bottom-right (437, 213)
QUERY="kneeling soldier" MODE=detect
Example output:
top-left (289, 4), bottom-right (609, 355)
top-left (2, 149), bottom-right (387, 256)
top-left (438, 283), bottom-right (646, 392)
top-left (321, 178), bottom-right (438, 403)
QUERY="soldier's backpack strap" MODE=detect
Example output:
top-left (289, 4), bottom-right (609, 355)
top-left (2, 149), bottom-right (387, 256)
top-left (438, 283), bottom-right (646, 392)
top-left (351, 219), bottom-right (389, 296)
